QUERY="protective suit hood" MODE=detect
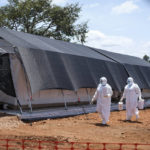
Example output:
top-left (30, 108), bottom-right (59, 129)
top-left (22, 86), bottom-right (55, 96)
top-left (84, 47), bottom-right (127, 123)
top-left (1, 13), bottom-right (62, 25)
top-left (127, 77), bottom-right (134, 86)
top-left (100, 77), bottom-right (107, 86)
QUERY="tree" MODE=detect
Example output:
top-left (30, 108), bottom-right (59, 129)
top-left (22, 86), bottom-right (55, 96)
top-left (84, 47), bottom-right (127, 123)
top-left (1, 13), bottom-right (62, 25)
top-left (0, 0), bottom-right (88, 43)
top-left (143, 55), bottom-right (150, 62)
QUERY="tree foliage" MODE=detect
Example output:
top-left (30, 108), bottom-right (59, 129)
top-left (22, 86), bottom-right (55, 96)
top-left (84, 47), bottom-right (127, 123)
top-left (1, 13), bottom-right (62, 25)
top-left (0, 0), bottom-right (88, 43)
top-left (143, 54), bottom-right (150, 62)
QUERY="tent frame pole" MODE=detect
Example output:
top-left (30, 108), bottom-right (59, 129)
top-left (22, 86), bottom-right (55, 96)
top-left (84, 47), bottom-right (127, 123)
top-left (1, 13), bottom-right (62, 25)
top-left (61, 89), bottom-right (67, 110)
top-left (16, 98), bottom-right (23, 114)
top-left (86, 88), bottom-right (91, 104)
top-left (28, 97), bottom-right (33, 113)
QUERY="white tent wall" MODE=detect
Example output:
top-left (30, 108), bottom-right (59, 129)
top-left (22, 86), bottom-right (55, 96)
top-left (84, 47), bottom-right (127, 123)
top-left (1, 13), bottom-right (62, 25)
top-left (31, 89), bottom-right (68, 105)
top-left (29, 88), bottom-right (93, 107)
top-left (10, 54), bottom-right (30, 106)
top-left (142, 89), bottom-right (150, 98)
top-left (62, 90), bottom-right (77, 103)
top-left (76, 88), bottom-right (89, 102)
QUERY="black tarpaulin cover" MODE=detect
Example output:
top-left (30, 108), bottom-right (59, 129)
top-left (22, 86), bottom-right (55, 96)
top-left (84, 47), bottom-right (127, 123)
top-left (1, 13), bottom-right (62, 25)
top-left (0, 28), bottom-right (149, 96)
top-left (93, 48), bottom-right (150, 89)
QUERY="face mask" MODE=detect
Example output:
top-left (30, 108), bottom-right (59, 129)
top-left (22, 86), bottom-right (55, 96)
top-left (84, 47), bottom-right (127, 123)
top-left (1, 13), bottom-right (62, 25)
top-left (127, 80), bottom-right (133, 86)
top-left (102, 81), bottom-right (107, 86)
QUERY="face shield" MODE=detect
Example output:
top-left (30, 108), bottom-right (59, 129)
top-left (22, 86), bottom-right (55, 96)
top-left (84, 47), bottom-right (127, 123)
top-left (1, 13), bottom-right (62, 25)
top-left (100, 77), bottom-right (107, 86)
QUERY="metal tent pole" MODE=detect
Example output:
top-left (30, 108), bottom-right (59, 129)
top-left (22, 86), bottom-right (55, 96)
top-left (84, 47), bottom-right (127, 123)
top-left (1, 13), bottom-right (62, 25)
top-left (16, 99), bottom-right (23, 114)
top-left (61, 89), bottom-right (67, 110)
top-left (86, 88), bottom-right (91, 104)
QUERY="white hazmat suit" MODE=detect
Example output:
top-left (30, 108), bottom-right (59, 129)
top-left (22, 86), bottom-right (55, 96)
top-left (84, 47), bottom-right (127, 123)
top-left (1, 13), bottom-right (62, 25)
top-left (91, 77), bottom-right (113, 124)
top-left (120, 77), bottom-right (142, 121)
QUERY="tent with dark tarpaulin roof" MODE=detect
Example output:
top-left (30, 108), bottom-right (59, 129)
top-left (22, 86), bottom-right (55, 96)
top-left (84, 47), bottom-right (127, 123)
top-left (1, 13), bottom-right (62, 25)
top-left (0, 28), bottom-right (149, 109)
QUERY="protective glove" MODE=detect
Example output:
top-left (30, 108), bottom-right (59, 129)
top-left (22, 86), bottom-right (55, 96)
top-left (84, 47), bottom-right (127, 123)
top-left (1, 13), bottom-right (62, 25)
top-left (139, 96), bottom-right (142, 101)
top-left (106, 94), bottom-right (111, 97)
top-left (139, 98), bottom-right (144, 102)
top-left (120, 97), bottom-right (123, 102)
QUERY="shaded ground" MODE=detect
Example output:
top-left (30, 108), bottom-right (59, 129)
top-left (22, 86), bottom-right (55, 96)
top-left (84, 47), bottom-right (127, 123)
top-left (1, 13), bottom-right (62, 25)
top-left (0, 108), bottom-right (150, 144)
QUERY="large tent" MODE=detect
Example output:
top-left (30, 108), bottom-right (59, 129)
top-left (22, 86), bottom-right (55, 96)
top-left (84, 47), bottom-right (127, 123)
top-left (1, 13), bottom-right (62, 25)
top-left (0, 28), bottom-right (150, 110)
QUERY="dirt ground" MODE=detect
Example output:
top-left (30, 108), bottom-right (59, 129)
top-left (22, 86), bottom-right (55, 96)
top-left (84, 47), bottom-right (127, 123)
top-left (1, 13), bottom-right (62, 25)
top-left (0, 108), bottom-right (150, 144)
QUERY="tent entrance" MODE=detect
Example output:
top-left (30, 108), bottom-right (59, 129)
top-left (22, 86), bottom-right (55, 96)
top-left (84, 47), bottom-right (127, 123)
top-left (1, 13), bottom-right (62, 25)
top-left (0, 53), bottom-right (17, 108)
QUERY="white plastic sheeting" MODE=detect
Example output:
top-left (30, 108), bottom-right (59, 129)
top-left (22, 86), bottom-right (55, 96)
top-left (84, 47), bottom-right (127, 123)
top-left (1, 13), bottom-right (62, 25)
top-left (63, 90), bottom-right (77, 103)
top-left (142, 89), bottom-right (150, 98)
top-left (31, 88), bottom-right (92, 106)
top-left (10, 54), bottom-right (30, 105)
top-left (32, 90), bottom-right (66, 104)
top-left (76, 88), bottom-right (90, 102)
top-left (31, 88), bottom-right (93, 106)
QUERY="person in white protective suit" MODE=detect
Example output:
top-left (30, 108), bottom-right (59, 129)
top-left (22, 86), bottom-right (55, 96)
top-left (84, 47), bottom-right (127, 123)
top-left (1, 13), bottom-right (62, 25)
top-left (120, 77), bottom-right (142, 121)
top-left (91, 77), bottom-right (113, 125)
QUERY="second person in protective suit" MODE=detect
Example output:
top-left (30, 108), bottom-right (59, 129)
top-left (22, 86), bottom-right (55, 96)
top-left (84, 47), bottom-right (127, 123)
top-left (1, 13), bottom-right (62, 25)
top-left (91, 77), bottom-right (113, 125)
top-left (120, 77), bottom-right (142, 121)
